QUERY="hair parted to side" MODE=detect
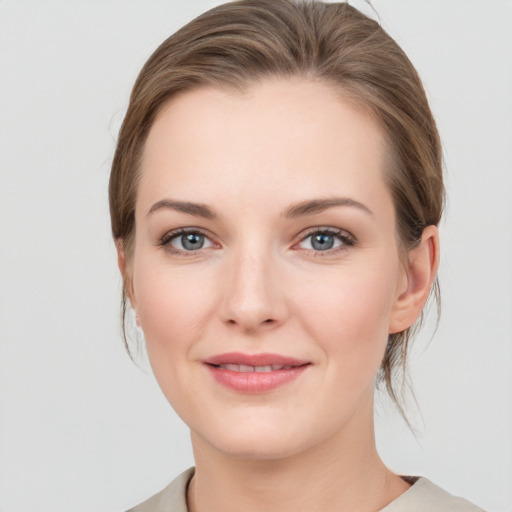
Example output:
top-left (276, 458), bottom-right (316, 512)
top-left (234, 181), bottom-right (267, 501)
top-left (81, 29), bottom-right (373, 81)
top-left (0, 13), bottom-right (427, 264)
top-left (109, 0), bottom-right (444, 416)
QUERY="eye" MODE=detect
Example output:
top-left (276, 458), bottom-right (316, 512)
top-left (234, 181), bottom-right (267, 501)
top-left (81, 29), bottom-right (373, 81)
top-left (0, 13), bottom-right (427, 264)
top-left (297, 228), bottom-right (354, 253)
top-left (160, 229), bottom-right (215, 253)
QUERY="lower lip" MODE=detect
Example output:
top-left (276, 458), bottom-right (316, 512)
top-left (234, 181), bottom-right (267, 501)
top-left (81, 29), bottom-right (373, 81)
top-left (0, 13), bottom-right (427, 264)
top-left (205, 365), bottom-right (309, 393)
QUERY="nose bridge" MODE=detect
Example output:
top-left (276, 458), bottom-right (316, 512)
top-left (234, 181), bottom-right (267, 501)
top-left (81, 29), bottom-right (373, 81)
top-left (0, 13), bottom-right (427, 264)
top-left (221, 237), bottom-right (286, 331)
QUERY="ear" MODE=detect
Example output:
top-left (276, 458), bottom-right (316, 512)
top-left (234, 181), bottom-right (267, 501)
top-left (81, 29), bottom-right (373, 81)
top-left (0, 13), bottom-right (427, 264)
top-left (389, 225), bottom-right (440, 334)
top-left (115, 240), bottom-right (137, 313)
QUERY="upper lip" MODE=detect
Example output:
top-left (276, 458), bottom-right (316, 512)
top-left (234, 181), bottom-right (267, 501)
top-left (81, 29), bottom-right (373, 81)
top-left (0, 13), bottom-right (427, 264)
top-left (203, 352), bottom-right (310, 367)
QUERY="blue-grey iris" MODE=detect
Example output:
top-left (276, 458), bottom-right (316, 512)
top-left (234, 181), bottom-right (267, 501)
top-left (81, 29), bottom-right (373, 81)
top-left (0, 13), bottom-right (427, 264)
top-left (312, 233), bottom-right (334, 250)
top-left (182, 233), bottom-right (205, 250)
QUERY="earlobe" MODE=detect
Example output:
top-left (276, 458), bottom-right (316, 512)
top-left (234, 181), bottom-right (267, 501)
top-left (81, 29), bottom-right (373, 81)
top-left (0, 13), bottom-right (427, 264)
top-left (115, 239), bottom-right (127, 277)
top-left (115, 240), bottom-right (137, 312)
top-left (389, 225), bottom-right (440, 334)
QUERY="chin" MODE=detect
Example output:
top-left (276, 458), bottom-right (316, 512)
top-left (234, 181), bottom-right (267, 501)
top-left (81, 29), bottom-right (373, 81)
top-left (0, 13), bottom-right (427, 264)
top-left (191, 415), bottom-right (325, 462)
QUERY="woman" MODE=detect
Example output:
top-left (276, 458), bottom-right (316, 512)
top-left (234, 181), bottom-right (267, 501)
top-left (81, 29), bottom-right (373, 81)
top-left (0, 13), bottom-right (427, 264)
top-left (109, 1), bottom-right (484, 510)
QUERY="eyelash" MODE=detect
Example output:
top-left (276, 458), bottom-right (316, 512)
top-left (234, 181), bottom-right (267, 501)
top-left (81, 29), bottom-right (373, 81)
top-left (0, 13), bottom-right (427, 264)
top-left (158, 228), bottom-right (214, 256)
top-left (294, 227), bottom-right (355, 256)
top-left (157, 227), bottom-right (356, 256)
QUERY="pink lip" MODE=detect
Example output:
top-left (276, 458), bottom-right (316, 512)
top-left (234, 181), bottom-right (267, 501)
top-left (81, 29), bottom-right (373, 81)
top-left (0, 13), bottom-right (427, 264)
top-left (204, 352), bottom-right (308, 367)
top-left (203, 352), bottom-right (310, 393)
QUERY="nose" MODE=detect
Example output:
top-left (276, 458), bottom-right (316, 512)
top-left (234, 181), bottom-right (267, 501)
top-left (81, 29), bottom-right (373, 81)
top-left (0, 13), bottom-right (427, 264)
top-left (219, 247), bottom-right (288, 334)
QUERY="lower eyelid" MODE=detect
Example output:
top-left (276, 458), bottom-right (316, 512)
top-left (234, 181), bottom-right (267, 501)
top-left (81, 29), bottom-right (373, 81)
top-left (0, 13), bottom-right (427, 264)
top-left (292, 229), bottom-right (356, 254)
top-left (158, 228), bottom-right (224, 257)
top-left (158, 227), bottom-right (354, 253)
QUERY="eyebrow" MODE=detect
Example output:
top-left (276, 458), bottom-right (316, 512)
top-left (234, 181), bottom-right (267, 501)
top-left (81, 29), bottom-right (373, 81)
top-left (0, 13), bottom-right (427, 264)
top-left (147, 196), bottom-right (372, 220)
top-left (147, 199), bottom-right (217, 219)
top-left (283, 197), bottom-right (373, 218)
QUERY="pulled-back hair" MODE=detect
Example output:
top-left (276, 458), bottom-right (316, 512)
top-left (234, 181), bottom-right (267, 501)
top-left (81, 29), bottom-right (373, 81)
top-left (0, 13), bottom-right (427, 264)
top-left (109, 0), bottom-right (444, 415)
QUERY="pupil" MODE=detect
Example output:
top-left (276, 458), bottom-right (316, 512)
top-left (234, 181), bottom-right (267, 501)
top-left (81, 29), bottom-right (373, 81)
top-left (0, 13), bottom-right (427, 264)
top-left (312, 233), bottom-right (334, 250)
top-left (182, 233), bottom-right (204, 250)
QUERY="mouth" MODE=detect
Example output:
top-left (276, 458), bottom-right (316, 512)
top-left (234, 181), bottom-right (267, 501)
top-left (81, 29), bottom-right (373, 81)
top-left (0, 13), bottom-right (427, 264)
top-left (203, 352), bottom-right (311, 393)
top-left (211, 363), bottom-right (299, 372)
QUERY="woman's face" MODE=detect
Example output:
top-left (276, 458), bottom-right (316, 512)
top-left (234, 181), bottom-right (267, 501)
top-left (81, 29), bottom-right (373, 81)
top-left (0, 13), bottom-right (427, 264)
top-left (127, 79), bottom-right (410, 459)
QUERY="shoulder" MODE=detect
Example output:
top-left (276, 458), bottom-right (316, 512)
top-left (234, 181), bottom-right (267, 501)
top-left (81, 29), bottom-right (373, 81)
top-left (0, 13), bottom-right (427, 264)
top-left (125, 470), bottom-right (485, 512)
top-left (381, 477), bottom-right (486, 512)
top-left (126, 467), bottom-right (194, 512)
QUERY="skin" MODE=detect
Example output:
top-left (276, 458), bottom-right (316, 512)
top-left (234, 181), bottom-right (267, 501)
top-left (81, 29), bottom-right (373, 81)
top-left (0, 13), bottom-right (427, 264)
top-left (117, 78), bottom-right (439, 512)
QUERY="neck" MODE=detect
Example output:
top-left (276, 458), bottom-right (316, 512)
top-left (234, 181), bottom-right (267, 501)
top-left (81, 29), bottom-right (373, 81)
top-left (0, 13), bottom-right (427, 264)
top-left (187, 395), bottom-right (409, 512)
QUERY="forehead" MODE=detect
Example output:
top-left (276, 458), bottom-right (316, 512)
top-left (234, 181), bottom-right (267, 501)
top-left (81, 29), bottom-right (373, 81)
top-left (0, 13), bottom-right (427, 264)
top-left (138, 78), bottom-right (390, 214)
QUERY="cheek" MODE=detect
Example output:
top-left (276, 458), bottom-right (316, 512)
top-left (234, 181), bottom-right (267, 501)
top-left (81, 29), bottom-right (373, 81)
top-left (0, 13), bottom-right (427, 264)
top-left (294, 258), bottom-right (400, 373)
top-left (131, 252), bottom-right (216, 362)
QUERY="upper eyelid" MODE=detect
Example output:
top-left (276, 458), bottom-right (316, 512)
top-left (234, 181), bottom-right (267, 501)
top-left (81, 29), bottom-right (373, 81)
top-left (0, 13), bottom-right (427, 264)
top-left (297, 226), bottom-right (355, 241)
top-left (159, 226), bottom-right (215, 247)
top-left (297, 232), bottom-right (355, 260)
top-left (158, 225), bottom-right (355, 249)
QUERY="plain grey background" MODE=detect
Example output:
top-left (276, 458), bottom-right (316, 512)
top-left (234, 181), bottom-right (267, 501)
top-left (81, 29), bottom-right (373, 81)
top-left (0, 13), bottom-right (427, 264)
top-left (0, 1), bottom-right (511, 511)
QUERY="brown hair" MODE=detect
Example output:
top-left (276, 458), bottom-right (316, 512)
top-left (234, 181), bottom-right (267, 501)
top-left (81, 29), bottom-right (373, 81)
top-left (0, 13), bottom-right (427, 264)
top-left (109, 0), bottom-right (444, 414)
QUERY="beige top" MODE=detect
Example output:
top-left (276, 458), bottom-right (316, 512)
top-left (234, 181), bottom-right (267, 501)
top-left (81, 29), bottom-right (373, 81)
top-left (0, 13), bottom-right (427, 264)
top-left (128, 467), bottom-right (485, 512)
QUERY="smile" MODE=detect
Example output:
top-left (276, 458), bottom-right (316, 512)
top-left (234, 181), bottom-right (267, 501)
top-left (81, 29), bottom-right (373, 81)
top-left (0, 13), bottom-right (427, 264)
top-left (214, 364), bottom-right (296, 372)
top-left (203, 353), bottom-right (310, 393)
